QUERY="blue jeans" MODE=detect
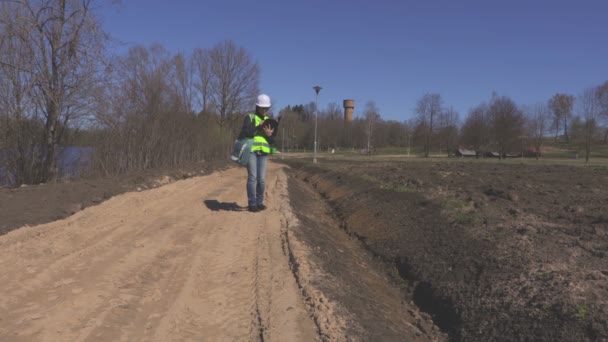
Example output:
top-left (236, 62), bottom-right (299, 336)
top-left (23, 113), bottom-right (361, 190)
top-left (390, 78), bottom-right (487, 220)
top-left (246, 152), bottom-right (268, 207)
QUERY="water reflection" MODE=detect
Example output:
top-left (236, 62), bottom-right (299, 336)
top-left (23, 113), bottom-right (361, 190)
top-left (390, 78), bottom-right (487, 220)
top-left (0, 146), bottom-right (93, 186)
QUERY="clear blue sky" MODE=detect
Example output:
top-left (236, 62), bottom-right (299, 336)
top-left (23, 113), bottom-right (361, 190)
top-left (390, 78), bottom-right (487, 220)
top-left (99, 0), bottom-right (608, 122)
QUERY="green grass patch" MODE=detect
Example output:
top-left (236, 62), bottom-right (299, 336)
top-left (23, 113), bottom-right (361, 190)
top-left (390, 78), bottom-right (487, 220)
top-left (442, 198), bottom-right (477, 225)
top-left (575, 305), bottom-right (588, 320)
top-left (454, 212), bottom-right (477, 225)
top-left (379, 183), bottom-right (415, 192)
top-left (444, 199), bottom-right (467, 210)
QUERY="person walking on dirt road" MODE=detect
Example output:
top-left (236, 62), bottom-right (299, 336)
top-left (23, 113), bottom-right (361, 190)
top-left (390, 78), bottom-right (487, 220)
top-left (237, 94), bottom-right (276, 212)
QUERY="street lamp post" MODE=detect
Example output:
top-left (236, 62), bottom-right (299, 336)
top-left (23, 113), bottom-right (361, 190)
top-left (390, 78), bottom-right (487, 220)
top-left (313, 85), bottom-right (322, 163)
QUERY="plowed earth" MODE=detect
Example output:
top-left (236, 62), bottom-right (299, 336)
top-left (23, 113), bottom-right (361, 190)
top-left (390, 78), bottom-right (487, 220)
top-left (283, 157), bottom-right (608, 341)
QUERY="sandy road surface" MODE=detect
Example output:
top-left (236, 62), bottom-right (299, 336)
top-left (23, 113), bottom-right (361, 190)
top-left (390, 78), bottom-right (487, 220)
top-left (0, 163), bottom-right (320, 341)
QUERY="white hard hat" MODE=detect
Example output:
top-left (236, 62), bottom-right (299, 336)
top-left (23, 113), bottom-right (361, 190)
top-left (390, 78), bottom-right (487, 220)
top-left (256, 94), bottom-right (271, 108)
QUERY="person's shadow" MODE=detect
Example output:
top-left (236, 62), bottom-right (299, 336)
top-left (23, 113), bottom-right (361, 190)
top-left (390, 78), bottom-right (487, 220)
top-left (203, 199), bottom-right (246, 211)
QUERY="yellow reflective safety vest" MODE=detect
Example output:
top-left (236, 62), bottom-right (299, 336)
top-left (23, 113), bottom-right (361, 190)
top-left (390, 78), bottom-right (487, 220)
top-left (249, 113), bottom-right (271, 154)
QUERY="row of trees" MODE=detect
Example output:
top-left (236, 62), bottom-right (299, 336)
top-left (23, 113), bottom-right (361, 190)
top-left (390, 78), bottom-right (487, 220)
top-left (1, 1), bottom-right (607, 186)
top-left (280, 81), bottom-right (607, 163)
top-left (457, 86), bottom-right (608, 162)
top-left (275, 101), bottom-right (409, 154)
top-left (1, 0), bottom-right (106, 184)
top-left (88, 40), bottom-right (259, 175)
top-left (1, 1), bottom-right (260, 185)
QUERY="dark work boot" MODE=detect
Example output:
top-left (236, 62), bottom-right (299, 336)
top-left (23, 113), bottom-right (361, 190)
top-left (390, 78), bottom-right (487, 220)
top-left (248, 205), bottom-right (259, 213)
top-left (257, 204), bottom-right (267, 211)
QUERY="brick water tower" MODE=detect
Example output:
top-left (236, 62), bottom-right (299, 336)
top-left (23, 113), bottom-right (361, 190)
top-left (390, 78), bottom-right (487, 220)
top-left (343, 99), bottom-right (354, 122)
top-left (343, 99), bottom-right (354, 148)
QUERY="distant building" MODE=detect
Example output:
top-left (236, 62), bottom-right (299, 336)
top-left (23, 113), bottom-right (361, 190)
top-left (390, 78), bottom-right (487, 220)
top-left (455, 148), bottom-right (477, 157)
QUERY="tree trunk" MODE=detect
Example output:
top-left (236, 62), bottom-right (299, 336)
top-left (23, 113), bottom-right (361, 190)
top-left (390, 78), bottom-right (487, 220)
top-left (554, 126), bottom-right (559, 142)
top-left (425, 114), bottom-right (433, 158)
top-left (43, 102), bottom-right (59, 182)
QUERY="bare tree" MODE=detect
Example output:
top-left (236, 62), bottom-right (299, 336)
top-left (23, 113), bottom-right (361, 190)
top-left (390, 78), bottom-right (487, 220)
top-left (525, 103), bottom-right (550, 159)
top-left (385, 120), bottom-right (406, 147)
top-left (489, 95), bottom-right (524, 159)
top-left (578, 87), bottom-right (602, 162)
top-left (104, 44), bottom-right (171, 172)
top-left (277, 106), bottom-right (308, 152)
top-left (324, 102), bottom-right (342, 120)
top-left (350, 117), bottom-right (368, 150)
top-left (0, 0), bottom-right (107, 182)
top-left (207, 40), bottom-right (260, 138)
top-left (319, 102), bottom-right (342, 150)
top-left (415, 93), bottom-right (442, 157)
top-left (171, 52), bottom-right (194, 114)
top-left (0, 3), bottom-right (42, 185)
top-left (437, 106), bottom-right (459, 155)
top-left (569, 115), bottom-right (585, 151)
top-left (549, 93), bottom-right (575, 143)
top-left (461, 103), bottom-right (490, 152)
top-left (597, 81), bottom-right (608, 143)
top-left (364, 101), bottom-right (381, 154)
top-left (404, 118), bottom-right (415, 156)
top-left (89, 42), bottom-right (237, 176)
top-left (191, 47), bottom-right (212, 116)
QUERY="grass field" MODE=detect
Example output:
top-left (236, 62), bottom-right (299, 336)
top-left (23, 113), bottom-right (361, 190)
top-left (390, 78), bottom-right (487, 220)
top-left (281, 149), bottom-right (608, 168)
top-left (287, 139), bottom-right (608, 166)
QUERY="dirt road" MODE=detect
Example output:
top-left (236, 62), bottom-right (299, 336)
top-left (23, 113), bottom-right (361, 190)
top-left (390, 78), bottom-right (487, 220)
top-left (0, 164), bottom-right (320, 341)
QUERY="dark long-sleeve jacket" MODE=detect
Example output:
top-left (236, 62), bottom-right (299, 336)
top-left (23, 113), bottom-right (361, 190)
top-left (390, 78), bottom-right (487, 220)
top-left (237, 113), bottom-right (276, 145)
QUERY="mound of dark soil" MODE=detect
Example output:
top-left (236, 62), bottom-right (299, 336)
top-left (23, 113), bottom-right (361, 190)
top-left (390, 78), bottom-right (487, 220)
top-left (283, 158), bottom-right (608, 341)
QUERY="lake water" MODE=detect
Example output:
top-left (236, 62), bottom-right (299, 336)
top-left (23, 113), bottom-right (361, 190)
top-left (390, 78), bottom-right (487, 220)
top-left (0, 146), bottom-right (93, 186)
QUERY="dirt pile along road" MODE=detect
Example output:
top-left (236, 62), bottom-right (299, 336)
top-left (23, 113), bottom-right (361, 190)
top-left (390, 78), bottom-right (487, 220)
top-left (0, 162), bottom-right (446, 341)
